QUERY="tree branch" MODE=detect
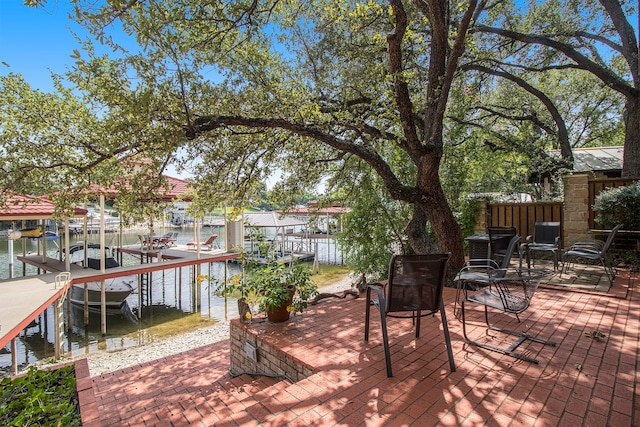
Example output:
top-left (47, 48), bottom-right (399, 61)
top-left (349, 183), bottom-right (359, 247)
top-left (462, 63), bottom-right (573, 162)
top-left (387, 0), bottom-right (421, 151)
top-left (185, 115), bottom-right (417, 202)
top-left (598, 0), bottom-right (639, 83)
top-left (476, 25), bottom-right (638, 97)
top-left (435, 0), bottom-right (479, 138)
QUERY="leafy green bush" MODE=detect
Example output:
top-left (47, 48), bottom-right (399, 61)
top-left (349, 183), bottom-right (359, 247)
top-left (593, 182), bottom-right (640, 230)
top-left (0, 365), bottom-right (80, 426)
top-left (457, 197), bottom-right (481, 238)
top-left (216, 259), bottom-right (319, 316)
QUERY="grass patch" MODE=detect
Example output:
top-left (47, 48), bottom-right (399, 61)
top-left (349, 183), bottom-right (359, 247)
top-left (125, 311), bottom-right (217, 342)
top-left (311, 265), bottom-right (353, 288)
top-left (0, 365), bottom-right (80, 426)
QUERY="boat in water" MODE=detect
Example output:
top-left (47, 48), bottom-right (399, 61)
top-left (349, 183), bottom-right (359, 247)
top-left (62, 243), bottom-right (135, 308)
top-left (18, 227), bottom-right (42, 238)
top-left (13, 227), bottom-right (59, 241)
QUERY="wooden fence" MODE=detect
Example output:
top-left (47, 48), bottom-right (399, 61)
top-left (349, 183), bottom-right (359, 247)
top-left (588, 177), bottom-right (639, 230)
top-left (487, 202), bottom-right (563, 240)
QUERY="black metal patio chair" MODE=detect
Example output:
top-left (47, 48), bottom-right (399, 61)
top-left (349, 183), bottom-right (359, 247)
top-left (522, 222), bottom-right (561, 270)
top-left (561, 224), bottom-right (622, 281)
top-left (488, 226), bottom-right (518, 264)
top-left (461, 268), bottom-right (556, 364)
top-left (364, 253), bottom-right (455, 377)
top-left (454, 234), bottom-right (521, 317)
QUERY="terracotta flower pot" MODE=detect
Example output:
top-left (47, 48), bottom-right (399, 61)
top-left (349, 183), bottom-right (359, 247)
top-left (266, 286), bottom-right (295, 323)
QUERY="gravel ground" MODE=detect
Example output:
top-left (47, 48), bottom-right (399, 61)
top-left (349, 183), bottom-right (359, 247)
top-left (73, 274), bottom-right (356, 376)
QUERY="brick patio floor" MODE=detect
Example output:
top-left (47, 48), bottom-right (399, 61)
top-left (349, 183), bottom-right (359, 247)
top-left (91, 263), bottom-right (639, 426)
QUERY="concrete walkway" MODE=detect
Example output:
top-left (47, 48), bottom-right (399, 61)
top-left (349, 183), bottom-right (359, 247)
top-left (90, 264), bottom-right (638, 426)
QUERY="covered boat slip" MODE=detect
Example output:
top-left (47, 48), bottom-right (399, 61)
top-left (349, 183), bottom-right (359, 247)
top-left (18, 246), bottom-right (238, 284)
top-left (1, 247), bottom-right (239, 365)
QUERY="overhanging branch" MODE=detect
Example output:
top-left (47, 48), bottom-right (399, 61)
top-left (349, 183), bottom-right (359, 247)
top-left (476, 25), bottom-right (637, 98)
top-left (185, 115), bottom-right (417, 202)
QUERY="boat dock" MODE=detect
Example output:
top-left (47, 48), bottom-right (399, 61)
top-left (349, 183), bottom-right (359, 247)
top-left (0, 273), bottom-right (71, 351)
top-left (18, 246), bottom-right (238, 285)
top-left (1, 246), bottom-right (240, 371)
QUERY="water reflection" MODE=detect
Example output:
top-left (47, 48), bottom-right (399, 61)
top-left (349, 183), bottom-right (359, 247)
top-left (0, 226), bottom-right (341, 374)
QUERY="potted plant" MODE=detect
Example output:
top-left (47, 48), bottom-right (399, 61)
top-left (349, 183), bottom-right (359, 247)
top-left (218, 259), bottom-right (319, 323)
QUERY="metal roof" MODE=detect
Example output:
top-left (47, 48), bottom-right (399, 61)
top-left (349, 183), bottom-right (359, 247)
top-left (243, 212), bottom-right (308, 228)
top-left (0, 193), bottom-right (88, 220)
top-left (282, 206), bottom-right (351, 216)
top-left (548, 146), bottom-right (623, 172)
top-left (88, 175), bottom-right (194, 202)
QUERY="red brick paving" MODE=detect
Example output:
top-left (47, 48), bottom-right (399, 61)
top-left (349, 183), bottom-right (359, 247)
top-left (91, 267), bottom-right (639, 426)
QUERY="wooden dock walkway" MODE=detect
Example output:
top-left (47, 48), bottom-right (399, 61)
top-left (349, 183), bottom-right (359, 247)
top-left (1, 246), bottom-right (239, 351)
top-left (0, 273), bottom-right (71, 350)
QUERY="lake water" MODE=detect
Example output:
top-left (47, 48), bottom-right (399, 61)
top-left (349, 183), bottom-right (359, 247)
top-left (0, 226), bottom-right (343, 375)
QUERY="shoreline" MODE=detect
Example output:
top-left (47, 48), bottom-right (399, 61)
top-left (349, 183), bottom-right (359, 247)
top-left (67, 274), bottom-right (356, 376)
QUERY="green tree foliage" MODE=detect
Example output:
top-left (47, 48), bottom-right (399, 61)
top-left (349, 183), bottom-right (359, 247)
top-left (0, 68), bottom-right (193, 223)
top-left (54, 0), bottom-right (481, 270)
top-left (9, 0), bottom-right (634, 272)
top-left (336, 169), bottom-right (413, 280)
top-left (475, 0), bottom-right (639, 176)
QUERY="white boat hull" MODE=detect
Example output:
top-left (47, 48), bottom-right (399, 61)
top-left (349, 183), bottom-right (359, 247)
top-left (69, 280), bottom-right (134, 308)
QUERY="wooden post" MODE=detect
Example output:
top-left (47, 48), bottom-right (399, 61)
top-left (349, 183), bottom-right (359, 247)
top-left (119, 222), bottom-right (123, 265)
top-left (137, 272), bottom-right (142, 319)
top-left (7, 233), bottom-right (13, 279)
top-left (11, 338), bottom-right (17, 376)
top-left (54, 299), bottom-right (62, 359)
top-left (179, 266), bottom-right (183, 308)
top-left (64, 219), bottom-right (70, 271)
top-left (100, 194), bottom-right (106, 336)
top-left (67, 291), bottom-right (72, 332)
top-left (22, 220), bottom-right (26, 276)
top-left (41, 219), bottom-right (47, 264)
top-left (196, 263), bottom-right (201, 310)
top-left (101, 279), bottom-right (106, 335)
top-left (84, 283), bottom-right (89, 326)
top-left (195, 218), bottom-right (201, 259)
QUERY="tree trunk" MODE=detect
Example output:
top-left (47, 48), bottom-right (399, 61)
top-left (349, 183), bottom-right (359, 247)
top-left (417, 190), bottom-right (465, 273)
top-left (408, 152), bottom-right (465, 272)
top-left (623, 96), bottom-right (640, 177)
top-left (404, 205), bottom-right (438, 253)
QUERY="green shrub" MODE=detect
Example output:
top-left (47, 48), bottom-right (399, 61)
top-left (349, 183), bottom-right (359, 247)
top-left (593, 182), bottom-right (640, 230)
top-left (0, 365), bottom-right (80, 426)
top-left (457, 197), bottom-right (481, 238)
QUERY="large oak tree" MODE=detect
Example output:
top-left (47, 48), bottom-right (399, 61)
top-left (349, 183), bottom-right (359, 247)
top-left (57, 0), bottom-right (492, 270)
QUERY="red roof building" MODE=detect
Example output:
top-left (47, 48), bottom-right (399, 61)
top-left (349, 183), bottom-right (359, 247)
top-left (86, 175), bottom-right (194, 202)
top-left (0, 193), bottom-right (87, 220)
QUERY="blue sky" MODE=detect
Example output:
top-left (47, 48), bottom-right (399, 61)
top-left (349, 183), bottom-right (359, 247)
top-left (0, 1), bottom-right (86, 92)
top-left (0, 2), bottom-right (194, 179)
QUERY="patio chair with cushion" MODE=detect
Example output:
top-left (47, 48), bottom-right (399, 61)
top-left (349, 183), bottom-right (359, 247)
top-left (154, 232), bottom-right (178, 249)
top-left (522, 222), bottom-right (561, 270)
top-left (454, 234), bottom-right (521, 317)
top-left (364, 253), bottom-right (455, 377)
top-left (461, 268), bottom-right (556, 364)
top-left (186, 234), bottom-right (219, 251)
top-left (487, 226), bottom-right (518, 264)
top-left (561, 224), bottom-right (622, 281)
